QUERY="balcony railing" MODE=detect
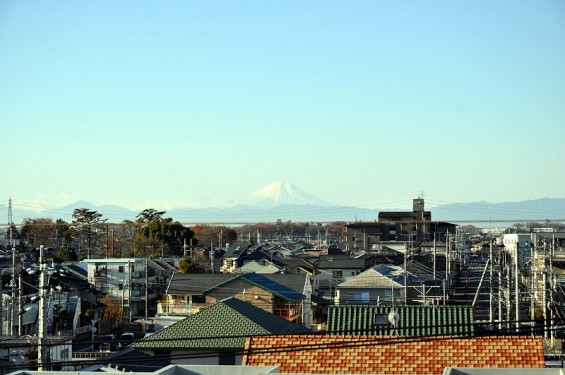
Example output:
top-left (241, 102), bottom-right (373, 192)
top-left (157, 302), bottom-right (208, 316)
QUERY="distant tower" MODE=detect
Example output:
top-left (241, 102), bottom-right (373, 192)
top-left (413, 197), bottom-right (424, 213)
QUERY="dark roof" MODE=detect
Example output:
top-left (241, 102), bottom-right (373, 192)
top-left (132, 297), bottom-right (311, 350)
top-left (204, 273), bottom-right (305, 301)
top-left (167, 273), bottom-right (233, 295)
top-left (317, 254), bottom-right (374, 269)
top-left (260, 273), bottom-right (309, 294)
top-left (91, 347), bottom-right (170, 372)
top-left (345, 222), bottom-right (382, 228)
top-left (406, 259), bottom-right (445, 281)
top-left (326, 305), bottom-right (474, 336)
top-left (271, 258), bottom-right (315, 273)
top-left (167, 273), bottom-right (306, 301)
top-left (62, 264), bottom-right (88, 278)
top-left (223, 241), bottom-right (253, 258)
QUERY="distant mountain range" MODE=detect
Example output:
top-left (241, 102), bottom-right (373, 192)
top-left (1, 181), bottom-right (565, 226)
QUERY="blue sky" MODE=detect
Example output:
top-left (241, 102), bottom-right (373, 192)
top-left (1, 0), bottom-right (564, 214)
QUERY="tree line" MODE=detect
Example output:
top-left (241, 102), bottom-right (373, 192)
top-left (3, 208), bottom-right (347, 262)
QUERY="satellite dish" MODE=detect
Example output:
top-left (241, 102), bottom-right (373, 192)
top-left (388, 310), bottom-right (400, 326)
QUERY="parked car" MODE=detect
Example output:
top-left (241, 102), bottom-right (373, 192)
top-left (101, 333), bottom-right (117, 351)
top-left (118, 332), bottom-right (135, 350)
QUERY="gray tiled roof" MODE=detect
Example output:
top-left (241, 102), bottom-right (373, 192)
top-left (132, 297), bottom-right (311, 350)
top-left (337, 264), bottom-right (424, 288)
top-left (326, 305), bottom-right (474, 336)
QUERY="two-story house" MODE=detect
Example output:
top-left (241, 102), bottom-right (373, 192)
top-left (315, 253), bottom-right (378, 301)
top-left (160, 272), bottom-right (311, 326)
top-left (334, 263), bottom-right (425, 306)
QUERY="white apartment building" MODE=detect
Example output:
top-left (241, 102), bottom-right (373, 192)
top-left (82, 258), bottom-right (174, 318)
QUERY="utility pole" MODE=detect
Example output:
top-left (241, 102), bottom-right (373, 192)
top-left (498, 249), bottom-right (503, 330)
top-left (445, 234), bottom-right (451, 292)
top-left (433, 236), bottom-right (436, 281)
top-left (550, 236), bottom-right (555, 348)
top-left (515, 242), bottom-right (521, 332)
top-left (38, 245), bottom-right (48, 371)
top-left (506, 251), bottom-right (511, 330)
top-left (404, 242), bottom-right (408, 305)
top-left (128, 261), bottom-right (132, 325)
top-left (145, 260), bottom-right (148, 320)
top-left (489, 240), bottom-right (493, 326)
top-left (18, 272), bottom-right (22, 336)
top-left (9, 197), bottom-right (15, 336)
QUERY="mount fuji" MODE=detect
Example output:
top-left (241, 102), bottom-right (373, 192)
top-left (233, 181), bottom-right (333, 208)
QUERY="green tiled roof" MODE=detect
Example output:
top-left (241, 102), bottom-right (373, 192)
top-left (326, 305), bottom-right (474, 336)
top-left (132, 297), bottom-right (311, 350)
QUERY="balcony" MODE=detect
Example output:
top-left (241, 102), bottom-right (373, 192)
top-left (128, 288), bottom-right (157, 301)
top-left (157, 302), bottom-right (207, 316)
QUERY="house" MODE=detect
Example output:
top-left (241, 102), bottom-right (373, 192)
top-left (82, 258), bottom-right (172, 318)
top-left (315, 253), bottom-right (378, 301)
top-left (8, 365), bottom-right (563, 375)
top-left (159, 272), bottom-right (311, 325)
top-left (133, 297), bottom-right (311, 365)
top-left (271, 258), bottom-right (316, 276)
top-left (326, 305), bottom-right (474, 336)
top-left (4, 261), bottom-right (102, 338)
top-left (234, 261), bottom-right (283, 274)
top-left (334, 263), bottom-right (425, 305)
top-left (242, 335), bottom-right (545, 374)
top-left (9, 365), bottom-right (563, 375)
top-left (0, 334), bottom-right (74, 372)
top-left (220, 242), bottom-right (273, 273)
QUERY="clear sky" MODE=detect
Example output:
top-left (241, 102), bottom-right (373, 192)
top-left (1, 0), bottom-right (564, 214)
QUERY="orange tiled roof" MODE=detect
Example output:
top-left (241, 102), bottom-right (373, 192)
top-left (242, 334), bottom-right (545, 374)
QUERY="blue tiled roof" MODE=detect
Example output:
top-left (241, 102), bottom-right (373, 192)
top-left (203, 273), bottom-right (305, 301)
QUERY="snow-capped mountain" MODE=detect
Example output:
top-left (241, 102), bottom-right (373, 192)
top-left (234, 181), bottom-right (333, 208)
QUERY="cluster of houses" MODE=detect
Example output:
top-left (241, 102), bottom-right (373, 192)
top-left (1, 198), bottom-right (565, 375)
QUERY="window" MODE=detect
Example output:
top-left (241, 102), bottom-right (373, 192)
top-left (373, 313), bottom-right (389, 326)
top-left (94, 264), bottom-right (107, 277)
top-left (118, 266), bottom-right (124, 273)
top-left (118, 283), bottom-right (124, 291)
top-left (385, 290), bottom-right (392, 301)
top-left (347, 292), bottom-right (369, 304)
top-left (332, 270), bottom-right (342, 278)
top-left (192, 295), bottom-right (205, 303)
